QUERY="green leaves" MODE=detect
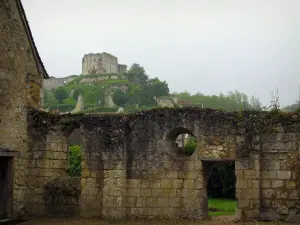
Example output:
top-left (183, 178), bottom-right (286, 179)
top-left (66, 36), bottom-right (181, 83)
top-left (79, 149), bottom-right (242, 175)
top-left (68, 145), bottom-right (82, 177)
top-left (112, 89), bottom-right (129, 107)
top-left (54, 87), bottom-right (69, 104)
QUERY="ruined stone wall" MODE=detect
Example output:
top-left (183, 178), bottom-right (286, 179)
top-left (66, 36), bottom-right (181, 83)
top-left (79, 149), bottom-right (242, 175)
top-left (24, 108), bottom-right (300, 221)
top-left (44, 76), bottom-right (76, 91)
top-left (0, 0), bottom-right (44, 217)
top-left (82, 53), bottom-right (126, 75)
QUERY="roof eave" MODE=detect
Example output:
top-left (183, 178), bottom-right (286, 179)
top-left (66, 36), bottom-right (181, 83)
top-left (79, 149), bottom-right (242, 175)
top-left (16, 0), bottom-right (49, 79)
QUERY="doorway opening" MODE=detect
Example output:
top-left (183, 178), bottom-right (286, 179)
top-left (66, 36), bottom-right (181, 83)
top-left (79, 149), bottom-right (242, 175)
top-left (203, 159), bottom-right (236, 217)
top-left (0, 157), bottom-right (13, 220)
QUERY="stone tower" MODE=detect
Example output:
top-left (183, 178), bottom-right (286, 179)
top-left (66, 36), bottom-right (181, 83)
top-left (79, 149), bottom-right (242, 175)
top-left (82, 52), bottom-right (127, 75)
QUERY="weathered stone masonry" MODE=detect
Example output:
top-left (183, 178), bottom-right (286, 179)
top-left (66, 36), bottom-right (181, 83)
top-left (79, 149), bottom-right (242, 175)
top-left (24, 108), bottom-right (300, 222)
top-left (1, 0), bottom-right (300, 222)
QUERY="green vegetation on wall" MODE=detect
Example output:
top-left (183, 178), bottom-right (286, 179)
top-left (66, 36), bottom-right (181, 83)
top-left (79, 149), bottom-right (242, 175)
top-left (68, 145), bottom-right (82, 177)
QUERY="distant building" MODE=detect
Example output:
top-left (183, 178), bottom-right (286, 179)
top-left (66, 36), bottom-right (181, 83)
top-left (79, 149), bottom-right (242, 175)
top-left (82, 52), bottom-right (127, 75)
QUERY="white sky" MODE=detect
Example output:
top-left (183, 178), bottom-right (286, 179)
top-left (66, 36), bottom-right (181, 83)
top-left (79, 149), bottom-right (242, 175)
top-left (22, 0), bottom-right (300, 107)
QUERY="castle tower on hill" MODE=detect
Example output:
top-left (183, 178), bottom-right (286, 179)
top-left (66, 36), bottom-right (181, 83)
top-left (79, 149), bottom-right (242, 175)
top-left (82, 52), bottom-right (127, 75)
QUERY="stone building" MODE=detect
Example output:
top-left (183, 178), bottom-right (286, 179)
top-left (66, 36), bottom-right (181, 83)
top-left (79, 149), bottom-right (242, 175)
top-left (82, 52), bottom-right (127, 75)
top-left (1, 0), bottom-right (300, 223)
top-left (0, 0), bottom-right (48, 219)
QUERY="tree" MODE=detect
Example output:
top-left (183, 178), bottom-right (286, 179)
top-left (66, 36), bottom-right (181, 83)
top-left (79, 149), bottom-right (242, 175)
top-left (54, 87), bottom-right (68, 104)
top-left (126, 63), bottom-right (149, 88)
top-left (250, 96), bottom-right (262, 110)
top-left (112, 89), bottom-right (129, 107)
top-left (145, 77), bottom-right (169, 99)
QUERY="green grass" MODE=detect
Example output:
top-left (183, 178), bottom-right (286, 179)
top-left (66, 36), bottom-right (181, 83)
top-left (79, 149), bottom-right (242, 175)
top-left (208, 198), bottom-right (237, 217)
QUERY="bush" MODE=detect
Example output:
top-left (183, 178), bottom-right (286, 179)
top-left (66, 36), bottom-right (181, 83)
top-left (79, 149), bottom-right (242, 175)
top-left (182, 136), bottom-right (197, 156)
top-left (49, 104), bottom-right (75, 112)
top-left (68, 145), bottom-right (81, 177)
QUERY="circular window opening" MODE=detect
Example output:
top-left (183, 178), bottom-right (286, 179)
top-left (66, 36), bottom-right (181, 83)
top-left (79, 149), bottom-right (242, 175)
top-left (166, 127), bottom-right (197, 157)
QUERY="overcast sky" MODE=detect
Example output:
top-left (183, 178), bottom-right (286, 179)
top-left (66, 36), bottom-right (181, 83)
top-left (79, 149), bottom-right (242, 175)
top-left (22, 0), bottom-right (300, 107)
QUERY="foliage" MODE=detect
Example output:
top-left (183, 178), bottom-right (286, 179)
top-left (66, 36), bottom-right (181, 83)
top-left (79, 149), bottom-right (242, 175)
top-left (48, 104), bottom-right (75, 112)
top-left (68, 145), bottom-right (81, 177)
top-left (43, 89), bottom-right (58, 108)
top-left (44, 63), bottom-right (266, 113)
top-left (126, 63), bottom-right (148, 88)
top-left (54, 87), bottom-right (69, 104)
top-left (182, 136), bottom-right (197, 156)
top-left (174, 90), bottom-right (263, 111)
top-left (112, 89), bottom-right (129, 107)
top-left (208, 198), bottom-right (236, 217)
top-left (270, 87), bottom-right (280, 112)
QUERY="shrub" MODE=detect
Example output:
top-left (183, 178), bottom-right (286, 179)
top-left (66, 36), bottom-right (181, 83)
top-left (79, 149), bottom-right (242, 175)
top-left (182, 136), bottom-right (197, 156)
top-left (68, 145), bottom-right (82, 177)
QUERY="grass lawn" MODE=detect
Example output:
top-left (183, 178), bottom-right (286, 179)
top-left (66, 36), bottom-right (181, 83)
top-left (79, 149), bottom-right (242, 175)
top-left (208, 198), bottom-right (237, 217)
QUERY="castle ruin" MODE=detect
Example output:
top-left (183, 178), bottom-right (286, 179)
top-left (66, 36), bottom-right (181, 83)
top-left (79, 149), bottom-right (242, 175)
top-left (82, 52), bottom-right (127, 75)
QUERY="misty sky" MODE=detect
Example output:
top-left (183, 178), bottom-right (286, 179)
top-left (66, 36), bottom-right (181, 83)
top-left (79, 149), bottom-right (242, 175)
top-left (22, 0), bottom-right (300, 107)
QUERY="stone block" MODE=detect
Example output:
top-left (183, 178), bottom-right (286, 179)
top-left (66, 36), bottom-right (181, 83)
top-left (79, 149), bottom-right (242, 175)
top-left (186, 171), bottom-right (198, 179)
top-left (288, 190), bottom-right (298, 200)
top-left (151, 189), bottom-right (162, 197)
top-left (261, 180), bottom-right (271, 188)
top-left (236, 179), bottom-right (248, 189)
top-left (114, 197), bottom-right (124, 207)
top-left (194, 161), bottom-right (202, 170)
top-left (261, 199), bottom-right (271, 208)
top-left (183, 179), bottom-right (194, 189)
top-left (127, 179), bottom-right (141, 188)
top-left (127, 188), bottom-right (140, 197)
top-left (277, 205), bottom-right (289, 215)
top-left (286, 181), bottom-right (296, 189)
top-left (184, 161), bottom-right (194, 170)
top-left (261, 189), bottom-right (275, 198)
top-left (261, 171), bottom-right (276, 179)
top-left (103, 197), bottom-right (114, 207)
top-left (244, 170), bottom-right (259, 179)
top-left (271, 180), bottom-right (284, 188)
top-left (235, 170), bottom-right (243, 178)
top-left (141, 180), bottom-right (150, 188)
top-left (161, 189), bottom-right (172, 197)
top-left (244, 209), bottom-right (259, 220)
top-left (276, 190), bottom-right (288, 199)
top-left (238, 199), bottom-right (250, 208)
top-left (166, 171), bottom-right (178, 179)
top-left (277, 171), bottom-right (291, 180)
top-left (271, 142), bottom-right (286, 151)
top-left (157, 197), bottom-right (169, 208)
top-left (88, 187), bottom-right (99, 196)
top-left (126, 197), bottom-right (136, 207)
top-left (252, 180), bottom-right (259, 188)
top-left (169, 197), bottom-right (181, 208)
top-left (136, 197), bottom-right (147, 208)
top-left (150, 180), bottom-right (160, 188)
top-left (161, 179), bottom-right (172, 189)
top-left (141, 188), bottom-right (151, 197)
top-left (146, 197), bottom-right (158, 207)
top-left (171, 179), bottom-right (183, 189)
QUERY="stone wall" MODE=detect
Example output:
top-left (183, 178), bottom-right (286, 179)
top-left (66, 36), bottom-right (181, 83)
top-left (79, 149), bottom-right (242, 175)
top-left (44, 76), bottom-right (76, 91)
top-left (0, 0), bottom-right (45, 218)
top-left (82, 53), bottom-right (127, 75)
top-left (23, 108), bottom-right (300, 222)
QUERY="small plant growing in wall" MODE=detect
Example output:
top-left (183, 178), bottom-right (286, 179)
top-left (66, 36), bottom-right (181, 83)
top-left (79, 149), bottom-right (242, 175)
top-left (182, 136), bottom-right (197, 156)
top-left (68, 145), bottom-right (82, 177)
